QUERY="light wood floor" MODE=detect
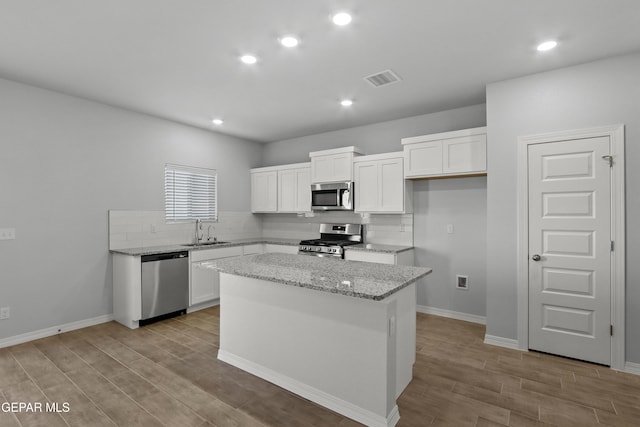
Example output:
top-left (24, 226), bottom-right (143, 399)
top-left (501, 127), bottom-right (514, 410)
top-left (1, 307), bottom-right (639, 427)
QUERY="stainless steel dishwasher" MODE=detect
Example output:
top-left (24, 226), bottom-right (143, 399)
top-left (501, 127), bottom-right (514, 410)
top-left (140, 251), bottom-right (189, 325)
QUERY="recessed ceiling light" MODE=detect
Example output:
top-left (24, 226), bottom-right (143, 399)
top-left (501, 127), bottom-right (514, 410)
top-left (340, 99), bottom-right (353, 107)
top-left (212, 118), bottom-right (224, 125)
top-left (280, 36), bottom-right (299, 47)
top-left (332, 12), bottom-right (352, 26)
top-left (240, 54), bottom-right (257, 64)
top-left (537, 40), bottom-right (558, 52)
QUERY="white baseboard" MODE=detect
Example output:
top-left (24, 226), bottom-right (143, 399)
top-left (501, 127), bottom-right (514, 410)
top-left (218, 350), bottom-right (398, 427)
top-left (480, 339), bottom-right (639, 371)
top-left (0, 314), bottom-right (114, 349)
top-left (416, 305), bottom-right (486, 325)
top-left (483, 334), bottom-right (521, 350)
top-left (624, 361), bottom-right (640, 376)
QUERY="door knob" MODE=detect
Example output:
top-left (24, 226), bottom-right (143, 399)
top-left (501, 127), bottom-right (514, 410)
top-left (531, 254), bottom-right (541, 261)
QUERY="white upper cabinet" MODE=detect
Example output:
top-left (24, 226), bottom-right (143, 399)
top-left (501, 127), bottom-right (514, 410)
top-left (250, 167), bottom-right (278, 212)
top-left (403, 141), bottom-right (443, 176)
top-left (310, 146), bottom-right (364, 183)
top-left (354, 152), bottom-right (412, 214)
top-left (251, 163), bottom-right (311, 213)
top-left (402, 127), bottom-right (486, 179)
top-left (277, 163), bottom-right (311, 213)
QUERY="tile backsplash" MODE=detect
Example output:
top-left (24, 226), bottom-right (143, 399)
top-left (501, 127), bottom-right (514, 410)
top-left (109, 210), bottom-right (412, 250)
top-left (108, 210), bottom-right (262, 250)
top-left (261, 212), bottom-right (413, 246)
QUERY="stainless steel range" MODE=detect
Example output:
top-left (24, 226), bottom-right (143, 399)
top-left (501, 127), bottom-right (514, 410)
top-left (298, 223), bottom-right (363, 258)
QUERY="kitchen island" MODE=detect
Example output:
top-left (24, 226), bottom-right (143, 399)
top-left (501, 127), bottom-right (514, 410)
top-left (209, 253), bottom-right (431, 427)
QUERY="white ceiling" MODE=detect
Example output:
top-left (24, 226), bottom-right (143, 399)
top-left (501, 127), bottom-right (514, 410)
top-left (2, 1), bottom-right (640, 143)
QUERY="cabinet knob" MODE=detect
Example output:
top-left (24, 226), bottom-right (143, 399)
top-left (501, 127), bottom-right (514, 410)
top-left (531, 254), bottom-right (541, 261)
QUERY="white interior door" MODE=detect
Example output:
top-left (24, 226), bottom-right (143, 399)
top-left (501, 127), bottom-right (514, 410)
top-left (528, 136), bottom-right (611, 365)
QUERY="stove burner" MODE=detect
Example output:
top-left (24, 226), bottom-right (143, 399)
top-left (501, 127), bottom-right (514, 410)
top-left (299, 239), bottom-right (359, 247)
top-left (298, 223), bottom-right (363, 258)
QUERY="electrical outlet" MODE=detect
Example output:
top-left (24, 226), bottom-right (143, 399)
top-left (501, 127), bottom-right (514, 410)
top-left (456, 275), bottom-right (469, 290)
top-left (0, 228), bottom-right (16, 240)
top-left (0, 307), bottom-right (10, 319)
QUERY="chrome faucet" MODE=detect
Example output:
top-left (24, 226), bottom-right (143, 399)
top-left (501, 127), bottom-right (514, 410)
top-left (194, 218), bottom-right (203, 244)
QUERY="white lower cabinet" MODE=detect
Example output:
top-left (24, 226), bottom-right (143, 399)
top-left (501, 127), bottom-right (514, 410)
top-left (242, 243), bottom-right (264, 255)
top-left (344, 249), bottom-right (414, 266)
top-left (190, 246), bottom-right (243, 305)
top-left (354, 152), bottom-right (412, 213)
top-left (113, 253), bottom-right (142, 329)
top-left (114, 242), bottom-right (273, 327)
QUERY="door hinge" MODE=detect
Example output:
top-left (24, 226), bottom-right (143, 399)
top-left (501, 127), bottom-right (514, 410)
top-left (611, 241), bottom-right (614, 252)
top-left (602, 155), bottom-right (614, 167)
top-left (610, 325), bottom-right (614, 336)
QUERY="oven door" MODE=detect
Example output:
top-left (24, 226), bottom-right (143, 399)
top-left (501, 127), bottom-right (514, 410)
top-left (311, 182), bottom-right (353, 211)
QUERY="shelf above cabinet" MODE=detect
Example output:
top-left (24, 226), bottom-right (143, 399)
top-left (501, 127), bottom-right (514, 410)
top-left (309, 146), bottom-right (364, 183)
top-left (402, 127), bottom-right (487, 179)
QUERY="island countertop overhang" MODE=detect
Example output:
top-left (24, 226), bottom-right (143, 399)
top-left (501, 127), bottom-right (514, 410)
top-left (206, 253), bottom-right (432, 301)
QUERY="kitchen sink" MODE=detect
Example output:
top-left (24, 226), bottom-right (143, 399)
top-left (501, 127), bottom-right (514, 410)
top-left (182, 241), bottom-right (229, 247)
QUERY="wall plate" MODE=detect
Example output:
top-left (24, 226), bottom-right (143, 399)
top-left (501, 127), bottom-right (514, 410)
top-left (0, 228), bottom-right (15, 240)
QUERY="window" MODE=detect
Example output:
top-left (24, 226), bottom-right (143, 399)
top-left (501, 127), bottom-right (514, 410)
top-left (165, 164), bottom-right (217, 222)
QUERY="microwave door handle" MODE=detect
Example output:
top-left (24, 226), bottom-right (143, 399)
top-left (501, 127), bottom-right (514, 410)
top-left (342, 189), bottom-right (350, 209)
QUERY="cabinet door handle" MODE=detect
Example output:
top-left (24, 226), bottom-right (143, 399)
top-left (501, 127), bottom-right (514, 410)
top-left (531, 254), bottom-right (541, 261)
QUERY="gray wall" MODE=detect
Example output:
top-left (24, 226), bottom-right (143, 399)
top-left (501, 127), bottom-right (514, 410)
top-left (262, 105), bottom-right (488, 314)
top-left (414, 177), bottom-right (487, 317)
top-left (0, 77), bottom-right (262, 340)
top-left (486, 52), bottom-right (640, 362)
top-left (262, 104), bottom-right (486, 166)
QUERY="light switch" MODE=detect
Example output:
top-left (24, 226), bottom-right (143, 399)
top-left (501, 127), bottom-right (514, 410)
top-left (446, 224), bottom-right (454, 234)
top-left (0, 228), bottom-right (15, 240)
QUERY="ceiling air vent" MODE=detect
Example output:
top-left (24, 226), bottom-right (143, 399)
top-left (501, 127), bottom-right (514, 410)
top-left (363, 69), bottom-right (402, 87)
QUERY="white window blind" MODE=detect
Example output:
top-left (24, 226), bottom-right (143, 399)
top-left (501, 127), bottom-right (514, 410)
top-left (165, 164), bottom-right (217, 222)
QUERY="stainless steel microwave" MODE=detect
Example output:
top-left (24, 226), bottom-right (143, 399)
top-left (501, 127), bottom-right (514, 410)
top-left (311, 182), bottom-right (354, 211)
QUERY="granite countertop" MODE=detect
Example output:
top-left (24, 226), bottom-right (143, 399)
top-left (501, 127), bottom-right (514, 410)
top-left (110, 238), bottom-right (413, 256)
top-left (109, 238), bottom-right (300, 256)
top-left (346, 243), bottom-right (414, 254)
top-left (205, 253), bottom-right (431, 301)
